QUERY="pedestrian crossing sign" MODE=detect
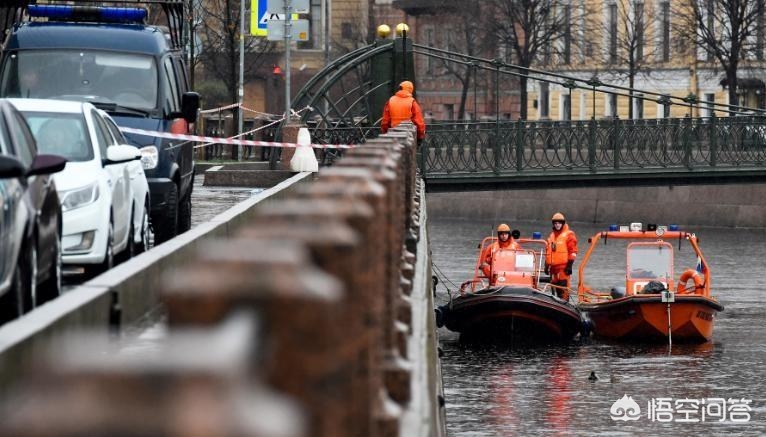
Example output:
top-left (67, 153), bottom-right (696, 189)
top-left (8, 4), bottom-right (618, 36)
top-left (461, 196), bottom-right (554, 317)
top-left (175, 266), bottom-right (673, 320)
top-left (251, 0), bottom-right (299, 37)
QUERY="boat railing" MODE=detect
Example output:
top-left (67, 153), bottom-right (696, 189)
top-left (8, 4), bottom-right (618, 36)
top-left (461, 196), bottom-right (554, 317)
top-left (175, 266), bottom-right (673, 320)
top-left (466, 238), bottom-right (547, 292)
top-left (578, 287), bottom-right (613, 303)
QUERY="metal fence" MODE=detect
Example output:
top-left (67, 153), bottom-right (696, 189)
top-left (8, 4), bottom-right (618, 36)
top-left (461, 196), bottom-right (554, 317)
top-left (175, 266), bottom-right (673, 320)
top-left (421, 116), bottom-right (766, 176)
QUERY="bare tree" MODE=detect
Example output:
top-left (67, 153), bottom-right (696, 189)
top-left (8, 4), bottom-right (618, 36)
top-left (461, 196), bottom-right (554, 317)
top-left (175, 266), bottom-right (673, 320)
top-left (434, 0), bottom-right (493, 120)
top-left (197, 0), bottom-right (274, 107)
top-left (490, 0), bottom-right (574, 119)
top-left (678, 0), bottom-right (766, 107)
top-left (598, 0), bottom-right (660, 118)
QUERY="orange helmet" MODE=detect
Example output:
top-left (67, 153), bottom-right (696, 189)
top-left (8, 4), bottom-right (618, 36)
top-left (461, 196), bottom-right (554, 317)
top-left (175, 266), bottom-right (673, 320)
top-left (399, 80), bottom-right (414, 93)
top-left (497, 223), bottom-right (511, 233)
top-left (551, 212), bottom-right (566, 222)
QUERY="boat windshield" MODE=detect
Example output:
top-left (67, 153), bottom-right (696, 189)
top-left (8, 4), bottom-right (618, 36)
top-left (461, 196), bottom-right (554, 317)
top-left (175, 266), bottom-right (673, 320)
top-left (627, 243), bottom-right (673, 281)
top-left (493, 249), bottom-right (537, 273)
top-left (0, 50), bottom-right (158, 111)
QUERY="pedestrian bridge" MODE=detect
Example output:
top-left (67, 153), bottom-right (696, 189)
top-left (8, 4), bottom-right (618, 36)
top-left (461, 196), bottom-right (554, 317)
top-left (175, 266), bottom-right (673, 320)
top-left (284, 36), bottom-right (766, 191)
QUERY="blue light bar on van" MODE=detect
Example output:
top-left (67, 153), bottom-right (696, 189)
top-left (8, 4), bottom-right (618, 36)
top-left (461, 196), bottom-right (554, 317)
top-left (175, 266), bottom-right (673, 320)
top-left (27, 5), bottom-right (147, 23)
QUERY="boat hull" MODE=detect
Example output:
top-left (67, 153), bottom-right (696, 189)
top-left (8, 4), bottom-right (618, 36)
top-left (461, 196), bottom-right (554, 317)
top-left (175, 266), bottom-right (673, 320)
top-left (579, 295), bottom-right (724, 343)
top-left (440, 286), bottom-right (583, 342)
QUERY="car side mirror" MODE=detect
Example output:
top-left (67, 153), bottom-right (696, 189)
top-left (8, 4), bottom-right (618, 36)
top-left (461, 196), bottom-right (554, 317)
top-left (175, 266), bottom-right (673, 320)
top-left (181, 91), bottom-right (200, 124)
top-left (105, 145), bottom-right (141, 165)
top-left (0, 155), bottom-right (25, 178)
top-left (28, 154), bottom-right (67, 176)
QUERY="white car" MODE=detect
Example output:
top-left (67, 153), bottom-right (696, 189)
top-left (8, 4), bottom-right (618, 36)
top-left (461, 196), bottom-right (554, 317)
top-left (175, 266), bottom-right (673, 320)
top-left (10, 99), bottom-right (149, 276)
top-left (97, 109), bottom-right (152, 255)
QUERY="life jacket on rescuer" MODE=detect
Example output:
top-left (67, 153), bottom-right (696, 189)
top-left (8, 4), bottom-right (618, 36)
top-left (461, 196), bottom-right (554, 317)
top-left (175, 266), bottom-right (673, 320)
top-left (546, 224), bottom-right (575, 267)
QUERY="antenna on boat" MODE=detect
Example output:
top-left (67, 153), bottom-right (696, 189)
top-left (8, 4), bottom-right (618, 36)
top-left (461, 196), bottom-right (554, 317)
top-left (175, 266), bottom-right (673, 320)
top-left (662, 288), bottom-right (675, 348)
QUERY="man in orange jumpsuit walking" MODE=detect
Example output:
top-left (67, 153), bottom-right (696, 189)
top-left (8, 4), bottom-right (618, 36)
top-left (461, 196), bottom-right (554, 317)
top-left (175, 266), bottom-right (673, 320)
top-left (480, 224), bottom-right (520, 280)
top-left (545, 212), bottom-right (578, 300)
top-left (380, 80), bottom-right (426, 144)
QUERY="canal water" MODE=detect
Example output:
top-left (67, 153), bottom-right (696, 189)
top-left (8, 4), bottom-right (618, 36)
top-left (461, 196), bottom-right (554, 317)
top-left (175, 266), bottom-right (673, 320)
top-left (431, 218), bottom-right (766, 435)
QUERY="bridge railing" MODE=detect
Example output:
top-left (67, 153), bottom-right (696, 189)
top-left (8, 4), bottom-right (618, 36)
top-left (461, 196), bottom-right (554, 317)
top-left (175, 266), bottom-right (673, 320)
top-left (422, 116), bottom-right (766, 176)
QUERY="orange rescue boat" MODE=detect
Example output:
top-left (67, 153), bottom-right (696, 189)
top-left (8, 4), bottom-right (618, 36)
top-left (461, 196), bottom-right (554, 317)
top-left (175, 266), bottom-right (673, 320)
top-left (437, 236), bottom-right (583, 343)
top-left (577, 224), bottom-right (723, 343)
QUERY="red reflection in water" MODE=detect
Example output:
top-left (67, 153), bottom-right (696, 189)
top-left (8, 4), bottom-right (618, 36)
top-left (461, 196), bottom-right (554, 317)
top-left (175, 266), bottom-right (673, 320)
top-left (490, 365), bottom-right (519, 431)
top-left (546, 357), bottom-right (572, 436)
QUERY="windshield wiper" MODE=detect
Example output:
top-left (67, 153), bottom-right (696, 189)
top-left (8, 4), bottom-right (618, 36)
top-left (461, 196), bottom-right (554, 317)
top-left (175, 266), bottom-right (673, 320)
top-left (91, 102), bottom-right (150, 117)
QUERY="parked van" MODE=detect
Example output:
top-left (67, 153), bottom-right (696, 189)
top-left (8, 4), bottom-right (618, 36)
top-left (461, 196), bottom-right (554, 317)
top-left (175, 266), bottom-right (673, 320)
top-left (0, 0), bottom-right (199, 244)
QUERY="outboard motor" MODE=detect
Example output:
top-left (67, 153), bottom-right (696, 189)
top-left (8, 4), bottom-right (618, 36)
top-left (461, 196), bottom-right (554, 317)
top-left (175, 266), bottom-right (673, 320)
top-left (610, 286), bottom-right (626, 299)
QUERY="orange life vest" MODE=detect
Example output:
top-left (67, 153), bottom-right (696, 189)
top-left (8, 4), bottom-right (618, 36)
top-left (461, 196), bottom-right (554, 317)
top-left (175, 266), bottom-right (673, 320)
top-left (546, 229), bottom-right (574, 266)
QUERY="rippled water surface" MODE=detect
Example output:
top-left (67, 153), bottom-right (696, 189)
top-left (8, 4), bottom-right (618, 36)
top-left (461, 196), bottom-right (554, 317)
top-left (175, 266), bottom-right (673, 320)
top-left (431, 218), bottom-right (766, 435)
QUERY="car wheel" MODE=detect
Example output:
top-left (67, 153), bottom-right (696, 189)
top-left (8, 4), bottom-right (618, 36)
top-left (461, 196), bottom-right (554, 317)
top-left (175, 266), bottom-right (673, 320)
top-left (135, 199), bottom-right (151, 254)
top-left (20, 240), bottom-right (37, 313)
top-left (38, 227), bottom-right (62, 304)
top-left (154, 184), bottom-right (178, 245)
top-left (92, 219), bottom-right (115, 276)
top-left (125, 205), bottom-right (136, 260)
top-left (179, 191), bottom-right (192, 233)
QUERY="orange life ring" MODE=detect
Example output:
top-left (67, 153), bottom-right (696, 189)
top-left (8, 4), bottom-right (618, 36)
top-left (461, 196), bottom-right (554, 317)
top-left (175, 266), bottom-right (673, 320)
top-left (677, 269), bottom-right (704, 294)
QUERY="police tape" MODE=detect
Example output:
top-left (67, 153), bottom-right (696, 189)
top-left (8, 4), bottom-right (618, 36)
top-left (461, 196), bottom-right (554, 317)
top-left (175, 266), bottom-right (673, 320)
top-left (118, 126), bottom-right (357, 150)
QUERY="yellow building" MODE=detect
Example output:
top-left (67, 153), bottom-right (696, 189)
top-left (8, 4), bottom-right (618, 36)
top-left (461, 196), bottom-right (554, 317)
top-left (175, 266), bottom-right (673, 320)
top-left (525, 0), bottom-right (766, 121)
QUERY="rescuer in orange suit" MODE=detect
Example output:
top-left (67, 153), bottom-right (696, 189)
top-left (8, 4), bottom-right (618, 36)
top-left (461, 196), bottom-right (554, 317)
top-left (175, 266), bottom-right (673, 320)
top-left (380, 80), bottom-right (426, 145)
top-left (480, 224), bottom-right (521, 278)
top-left (545, 212), bottom-right (578, 300)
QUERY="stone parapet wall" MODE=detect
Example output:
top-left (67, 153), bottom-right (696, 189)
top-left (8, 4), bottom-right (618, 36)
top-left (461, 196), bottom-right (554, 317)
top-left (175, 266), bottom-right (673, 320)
top-left (0, 125), bottom-right (445, 437)
top-left (427, 184), bottom-right (766, 228)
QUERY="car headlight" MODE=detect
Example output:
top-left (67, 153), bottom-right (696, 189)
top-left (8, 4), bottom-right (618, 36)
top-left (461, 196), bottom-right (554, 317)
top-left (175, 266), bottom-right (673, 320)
top-left (60, 182), bottom-right (100, 212)
top-left (140, 145), bottom-right (159, 170)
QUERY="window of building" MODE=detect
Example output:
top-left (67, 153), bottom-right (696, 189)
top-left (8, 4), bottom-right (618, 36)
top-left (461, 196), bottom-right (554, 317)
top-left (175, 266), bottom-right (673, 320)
top-left (706, 0), bottom-right (715, 61)
top-left (563, 4), bottom-right (572, 64)
top-left (444, 104), bottom-right (454, 120)
top-left (759, 4), bottom-right (765, 60)
top-left (660, 1), bottom-right (670, 62)
top-left (561, 93), bottom-right (572, 120)
top-left (634, 2), bottom-right (644, 61)
top-left (609, 3), bottom-right (618, 63)
top-left (704, 93), bottom-right (715, 117)
top-left (634, 94), bottom-right (644, 119)
top-left (341, 22), bottom-right (353, 40)
top-left (540, 83), bottom-right (550, 118)
top-left (607, 93), bottom-right (618, 117)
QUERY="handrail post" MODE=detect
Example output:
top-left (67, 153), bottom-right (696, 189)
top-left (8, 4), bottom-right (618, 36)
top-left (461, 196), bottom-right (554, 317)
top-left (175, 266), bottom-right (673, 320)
top-left (709, 113), bottom-right (717, 167)
top-left (588, 117), bottom-right (597, 172)
top-left (613, 118), bottom-right (621, 170)
top-left (683, 116), bottom-right (693, 170)
top-left (515, 118), bottom-right (524, 171)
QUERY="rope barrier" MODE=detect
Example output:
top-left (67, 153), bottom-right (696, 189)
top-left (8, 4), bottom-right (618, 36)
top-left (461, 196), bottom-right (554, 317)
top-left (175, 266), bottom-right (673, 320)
top-left (118, 126), bottom-right (356, 150)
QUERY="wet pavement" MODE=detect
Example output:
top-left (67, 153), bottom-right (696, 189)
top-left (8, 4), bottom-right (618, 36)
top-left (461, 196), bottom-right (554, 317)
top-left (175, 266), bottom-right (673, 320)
top-left (189, 173), bottom-right (260, 227)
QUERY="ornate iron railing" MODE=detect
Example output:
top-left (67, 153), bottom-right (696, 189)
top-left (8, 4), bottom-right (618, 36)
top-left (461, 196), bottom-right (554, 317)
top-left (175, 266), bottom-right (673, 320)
top-left (420, 116), bottom-right (766, 177)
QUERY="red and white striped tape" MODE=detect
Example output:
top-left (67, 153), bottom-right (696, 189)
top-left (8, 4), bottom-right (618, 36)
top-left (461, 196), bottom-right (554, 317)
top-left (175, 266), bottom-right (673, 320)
top-left (119, 126), bottom-right (356, 150)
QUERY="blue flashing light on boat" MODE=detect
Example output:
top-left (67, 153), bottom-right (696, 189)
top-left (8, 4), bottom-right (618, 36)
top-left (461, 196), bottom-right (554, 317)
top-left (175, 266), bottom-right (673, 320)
top-left (669, 224), bottom-right (679, 231)
top-left (609, 224), bottom-right (619, 231)
top-left (28, 5), bottom-right (147, 23)
top-left (532, 231), bottom-right (542, 239)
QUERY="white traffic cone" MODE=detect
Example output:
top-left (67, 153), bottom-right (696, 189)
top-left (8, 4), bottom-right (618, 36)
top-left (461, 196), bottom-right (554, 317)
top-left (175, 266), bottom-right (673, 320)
top-left (290, 127), bottom-right (319, 172)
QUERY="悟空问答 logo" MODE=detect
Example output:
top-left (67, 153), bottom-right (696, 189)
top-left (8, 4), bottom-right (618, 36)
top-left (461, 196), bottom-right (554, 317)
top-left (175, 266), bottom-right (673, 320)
top-left (611, 394), bottom-right (641, 421)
